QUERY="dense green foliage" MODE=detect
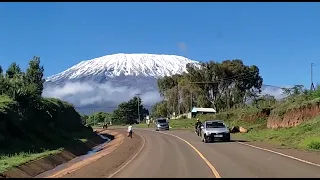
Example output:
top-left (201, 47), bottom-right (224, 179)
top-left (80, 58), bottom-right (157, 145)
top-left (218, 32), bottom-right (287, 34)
top-left (84, 96), bottom-right (150, 126)
top-left (152, 59), bottom-right (263, 117)
top-left (0, 57), bottom-right (90, 156)
top-left (111, 96), bottom-right (149, 125)
top-left (82, 112), bottom-right (112, 126)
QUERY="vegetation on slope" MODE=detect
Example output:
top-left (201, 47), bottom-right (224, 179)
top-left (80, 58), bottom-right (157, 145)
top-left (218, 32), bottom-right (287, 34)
top-left (0, 57), bottom-right (95, 173)
top-left (234, 115), bottom-right (320, 150)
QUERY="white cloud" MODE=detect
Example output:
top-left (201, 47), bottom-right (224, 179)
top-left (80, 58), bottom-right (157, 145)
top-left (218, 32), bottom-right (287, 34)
top-left (42, 82), bottom-right (162, 108)
top-left (42, 81), bottom-right (289, 110)
top-left (260, 85), bottom-right (292, 99)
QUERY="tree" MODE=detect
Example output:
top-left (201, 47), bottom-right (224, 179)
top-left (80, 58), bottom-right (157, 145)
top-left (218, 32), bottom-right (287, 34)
top-left (281, 85), bottom-right (305, 99)
top-left (154, 59), bottom-right (263, 115)
top-left (111, 96), bottom-right (148, 125)
top-left (24, 56), bottom-right (45, 96)
top-left (86, 112), bottom-right (111, 126)
top-left (151, 101), bottom-right (168, 118)
top-left (1, 58), bottom-right (44, 107)
top-left (291, 85), bottom-right (304, 96)
top-left (6, 62), bottom-right (22, 79)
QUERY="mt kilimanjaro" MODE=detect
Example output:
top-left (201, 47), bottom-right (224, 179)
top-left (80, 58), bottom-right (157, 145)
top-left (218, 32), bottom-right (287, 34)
top-left (43, 53), bottom-right (282, 114)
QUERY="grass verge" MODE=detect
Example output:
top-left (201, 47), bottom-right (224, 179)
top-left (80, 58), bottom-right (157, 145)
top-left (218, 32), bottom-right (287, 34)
top-left (0, 149), bottom-right (62, 173)
top-left (234, 116), bottom-right (320, 151)
top-left (0, 127), bottom-right (96, 174)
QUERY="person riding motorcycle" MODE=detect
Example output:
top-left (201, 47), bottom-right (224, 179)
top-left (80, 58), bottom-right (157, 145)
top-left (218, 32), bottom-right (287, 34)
top-left (195, 119), bottom-right (203, 136)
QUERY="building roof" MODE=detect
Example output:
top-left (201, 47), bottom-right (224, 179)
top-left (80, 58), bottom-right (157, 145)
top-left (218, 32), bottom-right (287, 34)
top-left (191, 107), bottom-right (216, 113)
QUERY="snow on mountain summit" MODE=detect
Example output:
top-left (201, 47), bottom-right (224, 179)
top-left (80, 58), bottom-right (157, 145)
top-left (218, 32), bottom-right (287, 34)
top-left (46, 53), bottom-right (199, 82)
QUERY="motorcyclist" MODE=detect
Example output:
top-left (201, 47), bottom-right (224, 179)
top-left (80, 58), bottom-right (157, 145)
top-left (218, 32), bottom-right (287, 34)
top-left (195, 119), bottom-right (203, 136)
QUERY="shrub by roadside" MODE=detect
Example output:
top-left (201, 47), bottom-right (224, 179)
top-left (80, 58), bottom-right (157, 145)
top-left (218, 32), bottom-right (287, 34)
top-left (0, 57), bottom-right (97, 173)
top-left (0, 95), bottom-right (97, 173)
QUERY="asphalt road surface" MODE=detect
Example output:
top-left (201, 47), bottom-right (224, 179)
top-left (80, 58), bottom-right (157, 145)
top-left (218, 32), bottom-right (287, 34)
top-left (111, 129), bottom-right (320, 178)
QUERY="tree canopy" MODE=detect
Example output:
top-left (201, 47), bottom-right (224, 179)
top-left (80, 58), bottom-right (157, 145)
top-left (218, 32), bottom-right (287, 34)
top-left (152, 59), bottom-right (263, 117)
top-left (111, 96), bottom-right (149, 125)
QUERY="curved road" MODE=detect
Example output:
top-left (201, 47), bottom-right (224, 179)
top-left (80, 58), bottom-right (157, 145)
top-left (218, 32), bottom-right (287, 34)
top-left (111, 129), bottom-right (320, 178)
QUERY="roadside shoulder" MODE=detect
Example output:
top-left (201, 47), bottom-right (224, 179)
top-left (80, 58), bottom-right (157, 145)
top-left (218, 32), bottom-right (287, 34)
top-left (233, 135), bottom-right (320, 166)
top-left (59, 129), bottom-right (143, 178)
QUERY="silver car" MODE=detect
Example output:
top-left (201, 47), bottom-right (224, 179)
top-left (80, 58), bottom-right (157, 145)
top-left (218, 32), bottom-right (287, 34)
top-left (200, 120), bottom-right (230, 143)
top-left (155, 118), bottom-right (169, 131)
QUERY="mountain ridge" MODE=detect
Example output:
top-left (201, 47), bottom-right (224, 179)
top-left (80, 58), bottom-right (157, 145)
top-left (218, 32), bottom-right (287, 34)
top-left (43, 53), bottom-right (284, 114)
top-left (46, 53), bottom-right (199, 83)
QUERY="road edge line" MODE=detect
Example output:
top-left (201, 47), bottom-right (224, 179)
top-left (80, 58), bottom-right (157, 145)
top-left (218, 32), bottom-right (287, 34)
top-left (155, 130), bottom-right (221, 178)
top-left (107, 131), bottom-right (146, 178)
top-left (237, 142), bottom-right (320, 168)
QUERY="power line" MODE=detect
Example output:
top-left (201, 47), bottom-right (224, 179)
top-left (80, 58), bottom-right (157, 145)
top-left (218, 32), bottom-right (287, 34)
top-left (185, 72), bottom-right (290, 89)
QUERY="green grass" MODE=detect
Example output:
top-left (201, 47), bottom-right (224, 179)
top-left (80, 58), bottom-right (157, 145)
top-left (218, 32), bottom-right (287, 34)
top-left (0, 149), bottom-right (62, 173)
top-left (0, 127), bottom-right (96, 174)
top-left (234, 116), bottom-right (320, 151)
top-left (271, 97), bottom-right (320, 117)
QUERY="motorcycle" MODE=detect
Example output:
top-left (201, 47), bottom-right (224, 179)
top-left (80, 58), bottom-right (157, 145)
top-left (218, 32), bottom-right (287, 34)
top-left (195, 127), bottom-right (201, 136)
top-left (127, 131), bottom-right (133, 138)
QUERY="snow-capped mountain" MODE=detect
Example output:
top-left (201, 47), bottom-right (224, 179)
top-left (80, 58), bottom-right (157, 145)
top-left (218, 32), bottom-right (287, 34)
top-left (43, 53), bottom-right (283, 114)
top-left (43, 53), bottom-right (200, 113)
top-left (46, 53), bottom-right (199, 83)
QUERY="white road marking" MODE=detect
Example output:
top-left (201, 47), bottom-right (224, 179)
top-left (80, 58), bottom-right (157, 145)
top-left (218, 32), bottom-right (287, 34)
top-left (237, 142), bottom-right (320, 168)
top-left (107, 131), bottom-right (146, 178)
top-left (154, 130), bottom-right (221, 178)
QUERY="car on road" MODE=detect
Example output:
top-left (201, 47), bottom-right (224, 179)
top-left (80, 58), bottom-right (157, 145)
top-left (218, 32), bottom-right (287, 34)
top-left (155, 118), bottom-right (169, 131)
top-left (200, 120), bottom-right (230, 143)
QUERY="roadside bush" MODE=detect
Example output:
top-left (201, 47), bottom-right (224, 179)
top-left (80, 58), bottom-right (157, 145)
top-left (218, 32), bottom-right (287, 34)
top-left (0, 57), bottom-right (89, 154)
top-left (307, 141), bottom-right (320, 150)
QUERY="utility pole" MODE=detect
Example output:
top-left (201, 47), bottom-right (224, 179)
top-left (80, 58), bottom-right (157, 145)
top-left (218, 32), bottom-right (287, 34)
top-left (190, 92), bottom-right (193, 112)
top-left (136, 94), bottom-right (142, 123)
top-left (311, 63), bottom-right (316, 91)
top-left (92, 109), bottom-right (95, 127)
top-left (177, 84), bottom-right (180, 116)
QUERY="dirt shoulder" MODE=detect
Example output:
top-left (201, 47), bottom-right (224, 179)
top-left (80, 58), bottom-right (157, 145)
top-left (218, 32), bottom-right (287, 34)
top-left (46, 129), bottom-right (143, 178)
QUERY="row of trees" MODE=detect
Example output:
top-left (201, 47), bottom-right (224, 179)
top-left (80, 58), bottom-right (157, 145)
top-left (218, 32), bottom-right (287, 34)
top-left (0, 57), bottom-right (84, 148)
top-left (0, 57), bottom-right (44, 106)
top-left (111, 96), bottom-right (149, 124)
top-left (82, 112), bottom-right (111, 126)
top-left (281, 84), bottom-right (320, 102)
top-left (84, 96), bottom-right (150, 126)
top-left (151, 59), bottom-right (264, 117)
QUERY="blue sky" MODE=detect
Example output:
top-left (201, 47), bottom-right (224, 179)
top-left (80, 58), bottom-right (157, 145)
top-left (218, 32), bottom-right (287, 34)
top-left (0, 2), bottom-right (319, 88)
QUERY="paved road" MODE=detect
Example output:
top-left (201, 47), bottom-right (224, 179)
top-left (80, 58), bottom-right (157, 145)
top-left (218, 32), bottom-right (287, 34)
top-left (112, 129), bottom-right (320, 178)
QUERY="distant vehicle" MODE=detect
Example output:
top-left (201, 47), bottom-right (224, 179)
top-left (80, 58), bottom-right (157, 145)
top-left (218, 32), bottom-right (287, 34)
top-left (155, 118), bottom-right (169, 131)
top-left (200, 120), bottom-right (230, 143)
